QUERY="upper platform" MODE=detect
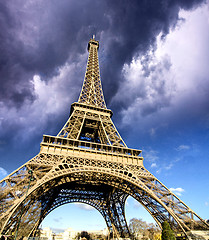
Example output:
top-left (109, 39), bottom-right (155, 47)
top-left (88, 37), bottom-right (99, 51)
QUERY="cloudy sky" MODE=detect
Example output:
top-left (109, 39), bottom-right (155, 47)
top-left (0, 0), bottom-right (209, 232)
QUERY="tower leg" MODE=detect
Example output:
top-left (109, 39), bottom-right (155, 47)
top-left (106, 189), bottom-right (131, 239)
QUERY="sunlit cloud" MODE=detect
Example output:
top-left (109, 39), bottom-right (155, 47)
top-left (176, 145), bottom-right (190, 151)
top-left (151, 163), bottom-right (157, 168)
top-left (144, 150), bottom-right (159, 163)
top-left (75, 203), bottom-right (94, 211)
top-left (149, 128), bottom-right (156, 137)
top-left (0, 167), bottom-right (8, 178)
top-left (170, 187), bottom-right (185, 196)
top-left (164, 163), bottom-right (173, 170)
top-left (156, 162), bottom-right (174, 174)
top-left (115, 3), bottom-right (209, 139)
top-left (53, 217), bottom-right (63, 223)
top-left (0, 61), bottom-right (83, 145)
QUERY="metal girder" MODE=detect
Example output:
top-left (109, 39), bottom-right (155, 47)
top-left (57, 104), bottom-right (126, 147)
top-left (78, 38), bottom-right (106, 109)
top-left (106, 189), bottom-right (130, 238)
top-left (1, 37), bottom-right (209, 240)
top-left (58, 37), bottom-right (126, 147)
top-left (1, 152), bottom-right (209, 238)
top-left (29, 184), bottom-right (129, 238)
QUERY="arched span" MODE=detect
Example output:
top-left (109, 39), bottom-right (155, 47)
top-left (1, 153), bottom-right (209, 238)
top-left (29, 183), bottom-right (120, 236)
top-left (0, 170), bottom-right (191, 236)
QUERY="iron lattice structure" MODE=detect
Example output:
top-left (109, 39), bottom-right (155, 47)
top-left (0, 37), bottom-right (209, 239)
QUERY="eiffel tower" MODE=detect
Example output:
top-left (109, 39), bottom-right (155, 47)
top-left (0, 37), bottom-right (209, 239)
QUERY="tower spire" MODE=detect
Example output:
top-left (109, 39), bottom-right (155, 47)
top-left (78, 37), bottom-right (106, 109)
top-left (57, 38), bottom-right (126, 146)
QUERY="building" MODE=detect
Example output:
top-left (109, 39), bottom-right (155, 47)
top-left (40, 227), bottom-right (54, 240)
top-left (62, 228), bottom-right (78, 240)
top-left (40, 227), bottom-right (108, 240)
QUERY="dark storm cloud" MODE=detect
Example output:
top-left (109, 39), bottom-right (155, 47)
top-left (0, 0), bottom-right (108, 107)
top-left (100, 0), bottom-right (206, 107)
top-left (0, 2), bottom-right (36, 107)
top-left (0, 0), bottom-right (205, 109)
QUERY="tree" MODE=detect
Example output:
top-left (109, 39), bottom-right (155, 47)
top-left (129, 218), bottom-right (161, 240)
top-left (76, 231), bottom-right (91, 240)
top-left (161, 221), bottom-right (176, 240)
top-left (147, 223), bottom-right (161, 240)
top-left (129, 218), bottom-right (147, 239)
top-left (153, 232), bottom-right (162, 240)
